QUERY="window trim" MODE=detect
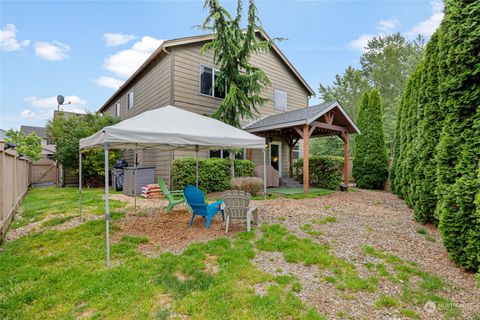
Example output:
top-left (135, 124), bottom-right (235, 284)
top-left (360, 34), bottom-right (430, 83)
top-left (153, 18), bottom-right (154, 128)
top-left (127, 91), bottom-right (134, 110)
top-left (115, 101), bottom-right (121, 117)
top-left (199, 64), bottom-right (225, 100)
top-left (273, 88), bottom-right (287, 111)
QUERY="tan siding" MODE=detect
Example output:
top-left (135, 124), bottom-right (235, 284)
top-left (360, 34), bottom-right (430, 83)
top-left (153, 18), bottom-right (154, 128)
top-left (103, 54), bottom-right (172, 119)
top-left (171, 42), bottom-right (309, 118)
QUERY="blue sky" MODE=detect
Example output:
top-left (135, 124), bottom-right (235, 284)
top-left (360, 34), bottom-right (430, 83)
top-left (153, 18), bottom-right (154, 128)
top-left (0, 0), bottom-right (443, 130)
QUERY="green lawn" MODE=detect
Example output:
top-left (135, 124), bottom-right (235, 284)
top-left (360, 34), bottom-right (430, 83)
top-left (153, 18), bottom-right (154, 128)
top-left (0, 187), bottom-right (460, 319)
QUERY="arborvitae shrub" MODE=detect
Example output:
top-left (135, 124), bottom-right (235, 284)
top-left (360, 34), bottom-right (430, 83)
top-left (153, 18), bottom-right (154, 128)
top-left (352, 93), bottom-right (369, 183)
top-left (353, 90), bottom-right (388, 189)
top-left (391, 0), bottom-right (480, 270)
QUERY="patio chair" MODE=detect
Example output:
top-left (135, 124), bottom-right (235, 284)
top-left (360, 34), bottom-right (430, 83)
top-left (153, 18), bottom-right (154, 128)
top-left (223, 190), bottom-right (258, 234)
top-left (183, 185), bottom-right (224, 228)
top-left (158, 177), bottom-right (190, 213)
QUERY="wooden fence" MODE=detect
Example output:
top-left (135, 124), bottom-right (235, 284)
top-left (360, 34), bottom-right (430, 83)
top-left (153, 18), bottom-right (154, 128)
top-left (0, 141), bottom-right (32, 242)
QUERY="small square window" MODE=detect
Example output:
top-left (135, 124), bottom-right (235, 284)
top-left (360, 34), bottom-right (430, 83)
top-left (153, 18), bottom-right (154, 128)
top-left (127, 91), bottom-right (134, 110)
top-left (274, 89), bottom-right (287, 111)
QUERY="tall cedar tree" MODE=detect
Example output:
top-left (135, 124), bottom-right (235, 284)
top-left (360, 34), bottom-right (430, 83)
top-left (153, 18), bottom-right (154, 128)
top-left (201, 0), bottom-right (274, 127)
top-left (352, 92), bottom-right (369, 183)
top-left (361, 90), bottom-right (388, 189)
top-left (435, 0), bottom-right (480, 270)
top-left (412, 33), bottom-right (442, 224)
top-left (391, 0), bottom-right (480, 270)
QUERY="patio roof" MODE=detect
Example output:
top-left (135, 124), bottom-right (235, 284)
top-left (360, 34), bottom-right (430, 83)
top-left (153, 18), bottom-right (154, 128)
top-left (243, 100), bottom-right (360, 135)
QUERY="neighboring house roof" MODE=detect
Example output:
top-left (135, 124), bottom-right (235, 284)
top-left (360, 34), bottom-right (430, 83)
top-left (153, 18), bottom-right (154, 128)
top-left (54, 110), bottom-right (84, 119)
top-left (98, 29), bottom-right (315, 113)
top-left (0, 129), bottom-right (6, 141)
top-left (20, 125), bottom-right (47, 139)
top-left (243, 100), bottom-right (360, 134)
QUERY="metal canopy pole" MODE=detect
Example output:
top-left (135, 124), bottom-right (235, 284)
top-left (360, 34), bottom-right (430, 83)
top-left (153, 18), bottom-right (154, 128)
top-left (79, 148), bottom-right (82, 221)
top-left (104, 142), bottom-right (110, 268)
top-left (263, 148), bottom-right (267, 211)
top-left (134, 144), bottom-right (138, 212)
top-left (195, 145), bottom-right (199, 188)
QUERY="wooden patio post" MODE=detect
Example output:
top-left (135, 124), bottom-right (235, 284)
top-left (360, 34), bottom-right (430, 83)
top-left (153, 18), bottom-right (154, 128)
top-left (343, 131), bottom-right (349, 186)
top-left (303, 125), bottom-right (309, 194)
top-left (289, 142), bottom-right (294, 177)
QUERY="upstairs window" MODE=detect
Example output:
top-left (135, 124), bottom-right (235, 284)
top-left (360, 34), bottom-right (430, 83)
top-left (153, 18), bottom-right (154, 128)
top-left (115, 102), bottom-right (121, 117)
top-left (274, 89), bottom-right (287, 111)
top-left (127, 91), bottom-right (134, 110)
top-left (200, 65), bottom-right (226, 99)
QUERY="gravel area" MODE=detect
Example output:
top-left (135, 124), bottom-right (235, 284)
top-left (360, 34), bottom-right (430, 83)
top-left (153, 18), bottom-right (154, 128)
top-left (254, 189), bottom-right (479, 319)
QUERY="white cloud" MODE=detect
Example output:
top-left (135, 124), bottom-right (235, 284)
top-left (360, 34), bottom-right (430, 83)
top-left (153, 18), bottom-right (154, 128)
top-left (0, 24), bottom-right (30, 51)
top-left (377, 19), bottom-right (399, 32)
top-left (94, 76), bottom-right (124, 90)
top-left (34, 41), bottom-right (70, 61)
top-left (103, 36), bottom-right (163, 78)
top-left (104, 33), bottom-right (136, 46)
top-left (349, 34), bottom-right (376, 52)
top-left (405, 1), bottom-right (444, 39)
top-left (22, 95), bottom-right (87, 120)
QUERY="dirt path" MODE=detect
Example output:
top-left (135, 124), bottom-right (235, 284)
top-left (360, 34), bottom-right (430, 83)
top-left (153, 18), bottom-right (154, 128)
top-left (254, 189), bottom-right (479, 319)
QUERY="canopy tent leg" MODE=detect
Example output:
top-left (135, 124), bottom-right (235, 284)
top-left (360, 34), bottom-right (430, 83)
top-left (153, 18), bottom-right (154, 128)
top-left (79, 149), bottom-right (82, 221)
top-left (104, 142), bottom-right (110, 268)
top-left (195, 145), bottom-right (199, 188)
top-left (263, 149), bottom-right (267, 211)
top-left (134, 144), bottom-right (138, 212)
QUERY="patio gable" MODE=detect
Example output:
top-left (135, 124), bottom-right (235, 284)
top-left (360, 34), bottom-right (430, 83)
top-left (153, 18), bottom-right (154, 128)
top-left (244, 100), bottom-right (359, 194)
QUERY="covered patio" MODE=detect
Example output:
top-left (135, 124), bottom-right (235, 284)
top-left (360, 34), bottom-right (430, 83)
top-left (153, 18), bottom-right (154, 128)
top-left (244, 101), bottom-right (360, 194)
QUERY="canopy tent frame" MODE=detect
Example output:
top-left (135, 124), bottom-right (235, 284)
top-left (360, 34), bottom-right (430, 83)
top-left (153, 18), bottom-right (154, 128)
top-left (78, 106), bottom-right (267, 267)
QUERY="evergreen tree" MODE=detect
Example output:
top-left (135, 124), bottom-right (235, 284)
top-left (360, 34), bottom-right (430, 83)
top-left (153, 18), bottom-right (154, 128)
top-left (352, 92), bottom-right (369, 183)
top-left (353, 90), bottom-right (388, 189)
top-left (436, 0), bottom-right (480, 269)
top-left (412, 33), bottom-right (442, 224)
top-left (201, 0), bottom-right (274, 128)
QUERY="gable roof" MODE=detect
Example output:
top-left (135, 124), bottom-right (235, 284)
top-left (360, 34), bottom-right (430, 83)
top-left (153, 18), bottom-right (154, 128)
top-left (20, 125), bottom-right (47, 139)
top-left (98, 29), bottom-right (315, 112)
top-left (243, 100), bottom-right (360, 134)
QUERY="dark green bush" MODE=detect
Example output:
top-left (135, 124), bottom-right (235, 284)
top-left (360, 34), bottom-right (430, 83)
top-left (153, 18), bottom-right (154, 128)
top-left (171, 158), bottom-right (255, 193)
top-left (352, 89), bottom-right (389, 190)
top-left (391, 0), bottom-right (480, 270)
top-left (294, 156), bottom-right (343, 190)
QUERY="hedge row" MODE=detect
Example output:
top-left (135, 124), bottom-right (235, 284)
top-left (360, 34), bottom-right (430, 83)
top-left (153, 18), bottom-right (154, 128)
top-left (171, 158), bottom-right (255, 193)
top-left (390, 0), bottom-right (480, 270)
top-left (352, 89), bottom-right (389, 189)
top-left (294, 156), bottom-right (343, 190)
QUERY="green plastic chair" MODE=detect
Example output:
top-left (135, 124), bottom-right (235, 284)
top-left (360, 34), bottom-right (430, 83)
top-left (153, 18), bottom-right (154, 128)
top-left (158, 177), bottom-right (190, 213)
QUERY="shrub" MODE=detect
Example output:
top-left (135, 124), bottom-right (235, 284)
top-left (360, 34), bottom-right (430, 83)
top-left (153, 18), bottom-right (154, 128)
top-left (231, 177), bottom-right (264, 196)
top-left (293, 156), bottom-right (343, 190)
top-left (46, 111), bottom-right (120, 186)
top-left (352, 89), bottom-right (388, 189)
top-left (391, 0), bottom-right (480, 270)
top-left (171, 158), bottom-right (255, 193)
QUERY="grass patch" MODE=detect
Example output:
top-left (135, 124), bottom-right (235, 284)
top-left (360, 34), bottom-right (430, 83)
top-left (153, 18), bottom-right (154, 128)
top-left (375, 295), bottom-right (399, 308)
top-left (362, 245), bottom-right (460, 319)
top-left (12, 187), bottom-right (125, 229)
top-left (312, 216), bottom-right (337, 225)
top-left (0, 188), bottom-right (325, 320)
top-left (121, 235), bottom-right (149, 244)
top-left (416, 228), bottom-right (436, 242)
top-left (399, 308), bottom-right (420, 319)
top-left (257, 224), bottom-right (377, 293)
top-left (300, 224), bottom-right (322, 236)
top-left (40, 215), bottom-right (74, 227)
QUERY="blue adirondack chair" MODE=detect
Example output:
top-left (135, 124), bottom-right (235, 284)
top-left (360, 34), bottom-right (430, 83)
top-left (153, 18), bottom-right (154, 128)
top-left (183, 185), bottom-right (224, 228)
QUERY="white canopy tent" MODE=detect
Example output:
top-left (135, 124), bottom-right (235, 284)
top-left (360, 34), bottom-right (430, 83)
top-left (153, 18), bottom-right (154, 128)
top-left (79, 106), bottom-right (267, 267)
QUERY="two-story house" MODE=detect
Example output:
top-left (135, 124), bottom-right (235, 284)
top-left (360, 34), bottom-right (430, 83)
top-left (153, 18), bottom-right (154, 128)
top-left (98, 30), bottom-right (358, 188)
